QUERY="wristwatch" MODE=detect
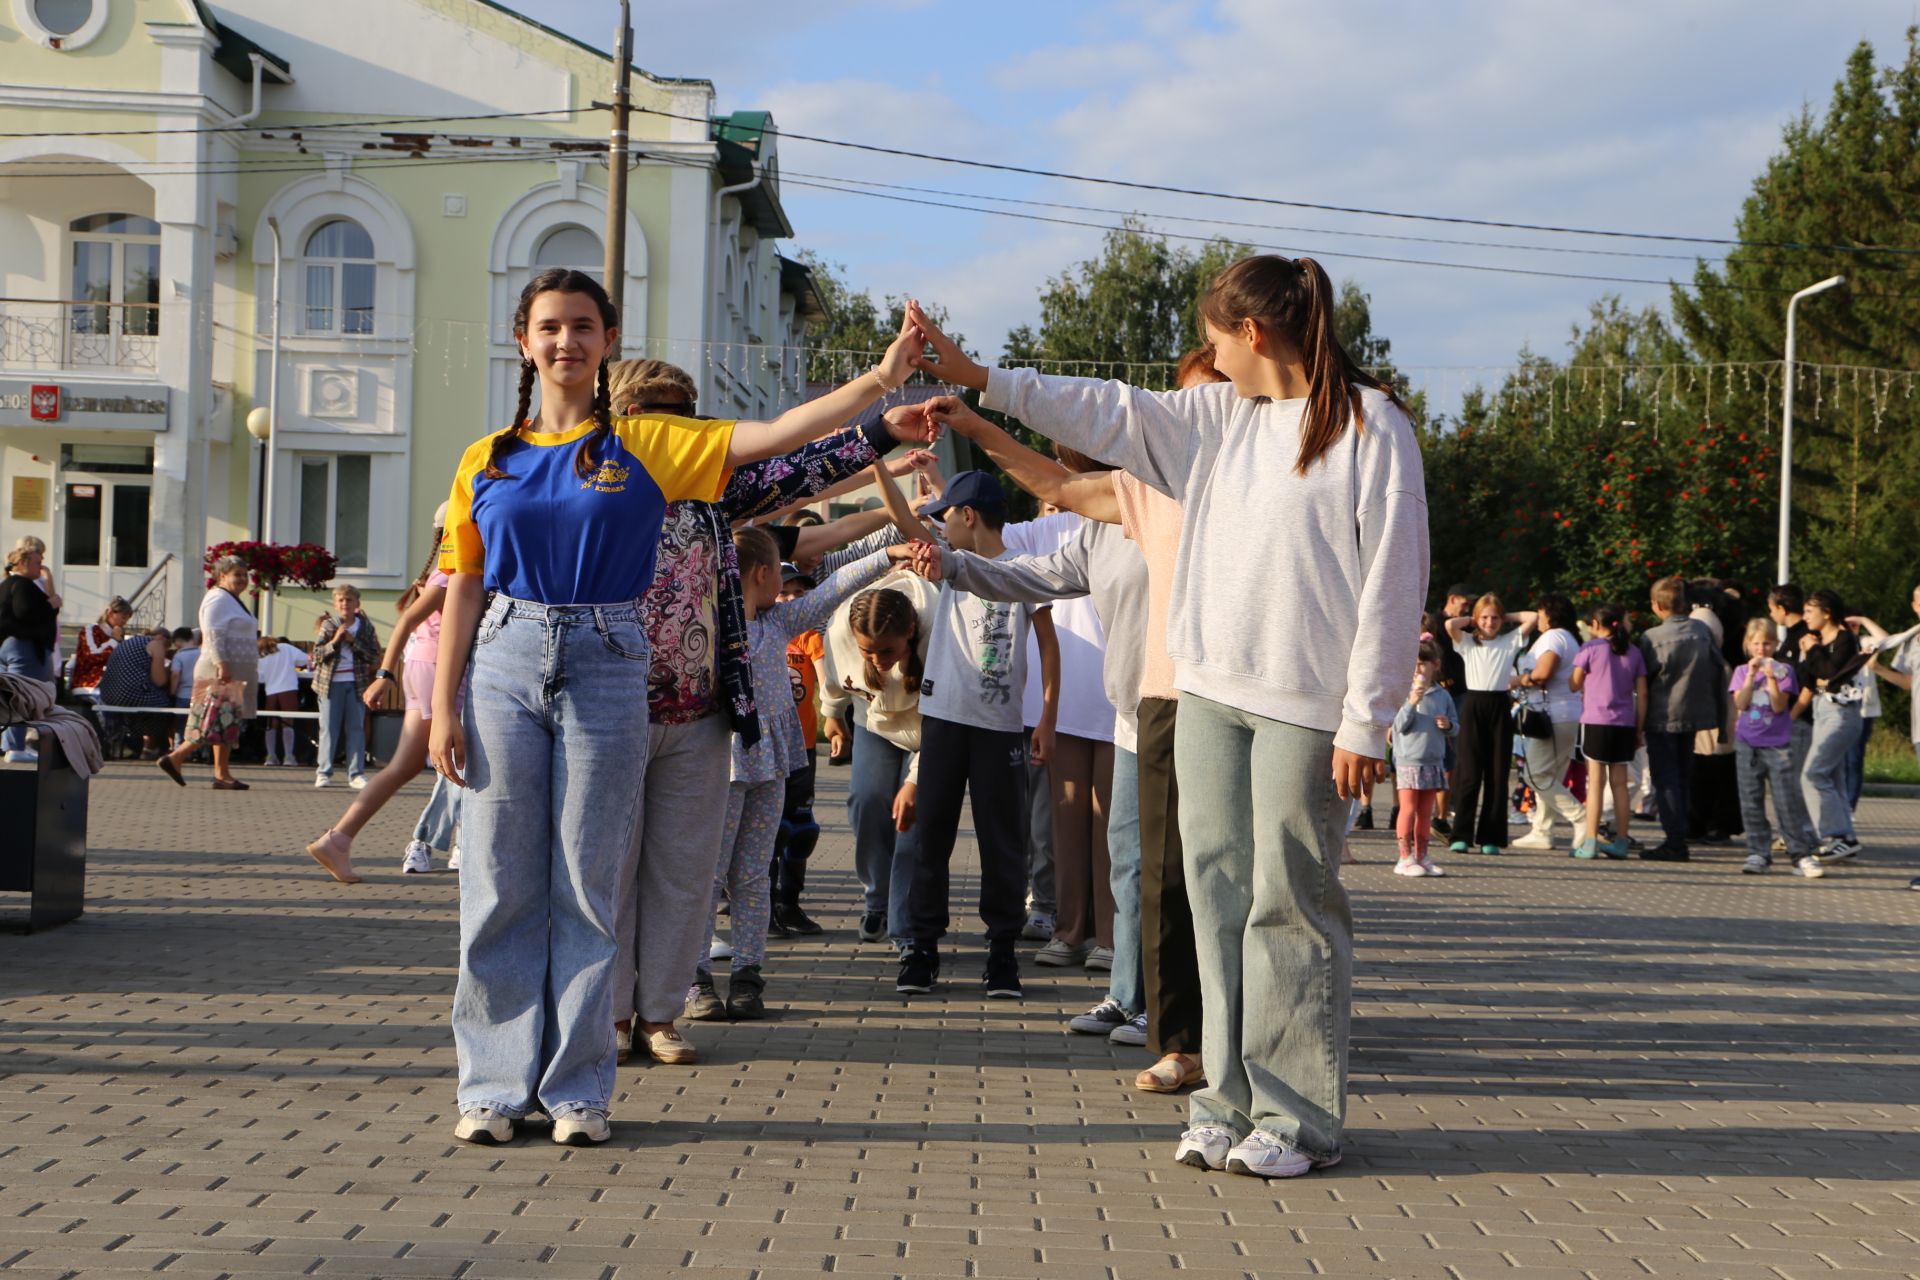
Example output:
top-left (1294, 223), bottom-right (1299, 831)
top-left (375, 668), bottom-right (395, 682)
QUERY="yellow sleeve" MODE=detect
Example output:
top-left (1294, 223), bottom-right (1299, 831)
top-left (440, 437), bottom-right (492, 575)
top-left (614, 414), bottom-right (736, 504)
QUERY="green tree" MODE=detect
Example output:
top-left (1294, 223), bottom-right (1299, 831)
top-left (793, 249), bottom-right (963, 381)
top-left (1670, 30), bottom-right (1920, 619)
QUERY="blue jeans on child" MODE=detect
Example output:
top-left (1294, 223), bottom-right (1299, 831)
top-left (847, 714), bottom-right (923, 941)
top-left (452, 595), bottom-right (650, 1120)
top-left (0, 636), bottom-right (52, 754)
top-left (1105, 745), bottom-right (1143, 1016)
top-left (315, 678), bottom-right (366, 781)
top-left (413, 772), bottom-right (463, 850)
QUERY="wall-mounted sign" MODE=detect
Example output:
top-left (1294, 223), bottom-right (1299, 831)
top-left (70, 484), bottom-right (98, 499)
top-left (0, 379), bottom-right (169, 430)
top-left (10, 475), bottom-right (48, 522)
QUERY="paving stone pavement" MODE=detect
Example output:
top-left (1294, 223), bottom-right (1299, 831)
top-left (3, 759), bottom-right (1919, 1279)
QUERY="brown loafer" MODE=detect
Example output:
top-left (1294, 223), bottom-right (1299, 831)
top-left (157, 757), bottom-right (186, 787)
top-left (212, 778), bottom-right (250, 791)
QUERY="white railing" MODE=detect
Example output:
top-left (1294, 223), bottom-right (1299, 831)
top-left (0, 298), bottom-right (159, 373)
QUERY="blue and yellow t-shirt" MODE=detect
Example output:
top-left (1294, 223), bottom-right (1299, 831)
top-left (442, 414), bottom-right (736, 605)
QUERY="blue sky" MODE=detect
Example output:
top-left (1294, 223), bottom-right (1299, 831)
top-left (519, 1), bottom-right (1915, 405)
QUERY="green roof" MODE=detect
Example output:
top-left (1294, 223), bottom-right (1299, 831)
top-left (190, 0), bottom-right (294, 84)
top-left (712, 110), bottom-right (792, 238)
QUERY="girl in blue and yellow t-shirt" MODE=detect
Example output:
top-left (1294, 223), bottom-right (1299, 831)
top-left (430, 269), bottom-right (929, 1147)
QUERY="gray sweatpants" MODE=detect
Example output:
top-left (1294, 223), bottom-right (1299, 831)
top-left (1026, 756), bottom-right (1056, 916)
top-left (614, 713), bottom-right (733, 1025)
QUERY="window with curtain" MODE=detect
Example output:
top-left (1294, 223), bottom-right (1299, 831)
top-left (303, 219), bottom-right (376, 335)
top-left (297, 454), bottom-right (373, 569)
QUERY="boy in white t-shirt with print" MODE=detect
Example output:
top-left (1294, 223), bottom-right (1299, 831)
top-left (896, 472), bottom-right (1059, 1001)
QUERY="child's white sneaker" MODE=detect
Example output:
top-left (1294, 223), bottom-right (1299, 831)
top-left (401, 841), bottom-right (433, 874)
top-left (1418, 854), bottom-right (1445, 877)
top-left (1393, 856), bottom-right (1428, 877)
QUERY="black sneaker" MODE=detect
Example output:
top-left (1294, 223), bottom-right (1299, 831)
top-left (1355, 807), bottom-right (1373, 831)
top-left (766, 912), bottom-right (793, 940)
top-left (983, 943), bottom-right (1022, 1000)
top-left (725, 964), bottom-right (766, 1020)
top-left (857, 912), bottom-right (887, 943)
top-left (1431, 816), bottom-right (1451, 836)
top-left (1907, 875), bottom-right (1920, 891)
top-left (896, 943), bottom-right (938, 994)
top-left (684, 969), bottom-right (727, 1021)
top-left (1640, 843), bottom-right (1690, 862)
top-left (1818, 838), bottom-right (1862, 864)
top-left (774, 903), bottom-right (824, 936)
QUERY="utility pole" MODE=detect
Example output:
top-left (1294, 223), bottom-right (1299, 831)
top-left (602, 0), bottom-right (632, 356)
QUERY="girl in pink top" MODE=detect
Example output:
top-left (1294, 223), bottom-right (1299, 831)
top-left (303, 506), bottom-right (456, 884)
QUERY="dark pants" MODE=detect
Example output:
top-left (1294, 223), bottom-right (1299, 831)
top-left (905, 715), bottom-right (1029, 946)
top-left (1448, 690), bottom-right (1514, 848)
top-left (772, 758), bottom-right (819, 900)
top-left (1138, 696), bottom-right (1202, 1059)
top-left (1644, 729), bottom-right (1695, 848)
top-left (1687, 750), bottom-right (1743, 839)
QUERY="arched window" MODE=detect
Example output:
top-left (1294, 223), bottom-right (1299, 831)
top-left (533, 225), bottom-right (602, 279)
top-left (68, 212), bottom-right (160, 367)
top-left (303, 218), bottom-right (375, 335)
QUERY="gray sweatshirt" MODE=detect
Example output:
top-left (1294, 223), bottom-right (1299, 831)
top-left (1391, 686), bottom-right (1458, 768)
top-left (983, 369), bottom-right (1429, 757)
top-left (937, 518), bottom-right (1148, 752)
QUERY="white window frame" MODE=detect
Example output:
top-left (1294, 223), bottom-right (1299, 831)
top-left (294, 452), bottom-right (375, 572)
top-left (299, 219), bottom-right (377, 337)
top-left (12, 0), bottom-right (110, 50)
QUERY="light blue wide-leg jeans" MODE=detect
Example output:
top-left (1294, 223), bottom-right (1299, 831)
top-left (1800, 696), bottom-right (1862, 844)
top-left (1176, 694), bottom-right (1351, 1164)
top-left (1105, 745), bottom-right (1144, 1016)
top-left (453, 595), bottom-right (650, 1120)
top-left (412, 772), bottom-right (462, 850)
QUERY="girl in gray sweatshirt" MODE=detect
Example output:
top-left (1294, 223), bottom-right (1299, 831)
top-left (905, 254), bottom-right (1429, 1182)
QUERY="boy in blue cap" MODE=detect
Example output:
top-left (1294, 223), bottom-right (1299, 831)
top-left (898, 471), bottom-right (1059, 999)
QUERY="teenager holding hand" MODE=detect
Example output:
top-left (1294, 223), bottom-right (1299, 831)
top-left (905, 255), bottom-right (1428, 1181)
top-left (430, 269), bottom-right (928, 1148)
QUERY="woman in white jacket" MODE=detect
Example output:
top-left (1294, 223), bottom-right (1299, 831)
top-left (907, 255), bottom-right (1429, 1181)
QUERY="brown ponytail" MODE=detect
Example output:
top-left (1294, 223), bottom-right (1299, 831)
top-left (1198, 255), bottom-right (1404, 475)
top-left (486, 268), bottom-right (621, 481)
top-left (848, 588), bottom-right (922, 695)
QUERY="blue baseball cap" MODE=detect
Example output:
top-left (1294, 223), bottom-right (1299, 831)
top-left (923, 470), bottom-right (1007, 521)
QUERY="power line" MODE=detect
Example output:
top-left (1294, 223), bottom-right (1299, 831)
top-left (626, 102), bottom-right (1920, 260)
top-left (0, 106), bottom-right (603, 140)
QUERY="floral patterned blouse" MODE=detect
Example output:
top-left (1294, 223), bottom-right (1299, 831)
top-left (642, 413), bottom-right (894, 741)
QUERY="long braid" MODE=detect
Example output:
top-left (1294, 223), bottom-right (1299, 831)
top-left (396, 525), bottom-right (445, 613)
top-left (483, 358), bottom-right (537, 480)
top-left (574, 359), bottom-right (615, 479)
top-left (848, 589), bottom-right (922, 695)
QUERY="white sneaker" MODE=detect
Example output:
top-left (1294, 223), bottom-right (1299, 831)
top-left (709, 938), bottom-right (733, 963)
top-left (1741, 854), bottom-right (1769, 875)
top-left (1510, 830), bottom-right (1556, 851)
top-left (1109, 1012), bottom-right (1148, 1047)
top-left (552, 1109), bottom-right (610, 1146)
top-left (348, 775), bottom-right (368, 791)
top-left (1225, 1130), bottom-right (1341, 1180)
top-left (1174, 1124), bottom-right (1237, 1171)
top-left (313, 775), bottom-right (332, 788)
top-left (1794, 855), bottom-right (1826, 879)
top-left (1418, 854), bottom-right (1445, 877)
top-left (1020, 912), bottom-right (1055, 941)
top-left (453, 1107), bottom-right (515, 1144)
top-left (1393, 856), bottom-right (1428, 877)
top-left (401, 841), bottom-right (433, 874)
top-left (448, 846), bottom-right (462, 871)
top-left (1084, 945), bottom-right (1114, 972)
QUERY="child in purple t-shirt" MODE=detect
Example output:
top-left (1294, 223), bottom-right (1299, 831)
top-left (1730, 617), bottom-right (1819, 876)
top-left (1569, 604), bottom-right (1647, 859)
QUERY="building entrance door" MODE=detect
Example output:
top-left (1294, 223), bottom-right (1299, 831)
top-left (54, 457), bottom-right (153, 624)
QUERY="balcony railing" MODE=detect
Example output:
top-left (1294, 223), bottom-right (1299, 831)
top-left (0, 298), bottom-right (159, 373)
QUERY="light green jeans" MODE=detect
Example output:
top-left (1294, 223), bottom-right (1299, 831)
top-left (1175, 693), bottom-right (1352, 1162)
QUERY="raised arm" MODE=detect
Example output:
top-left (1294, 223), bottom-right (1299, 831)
top-left (725, 308), bottom-right (935, 466)
top-left (909, 303), bottom-right (1214, 498)
top-left (868, 459), bottom-right (937, 546)
top-left (937, 398), bottom-right (1121, 525)
top-left (927, 537), bottom-right (1093, 607)
top-left (767, 550), bottom-right (901, 641)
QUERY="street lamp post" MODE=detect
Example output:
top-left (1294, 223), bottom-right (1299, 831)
top-left (1777, 275), bottom-right (1845, 588)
